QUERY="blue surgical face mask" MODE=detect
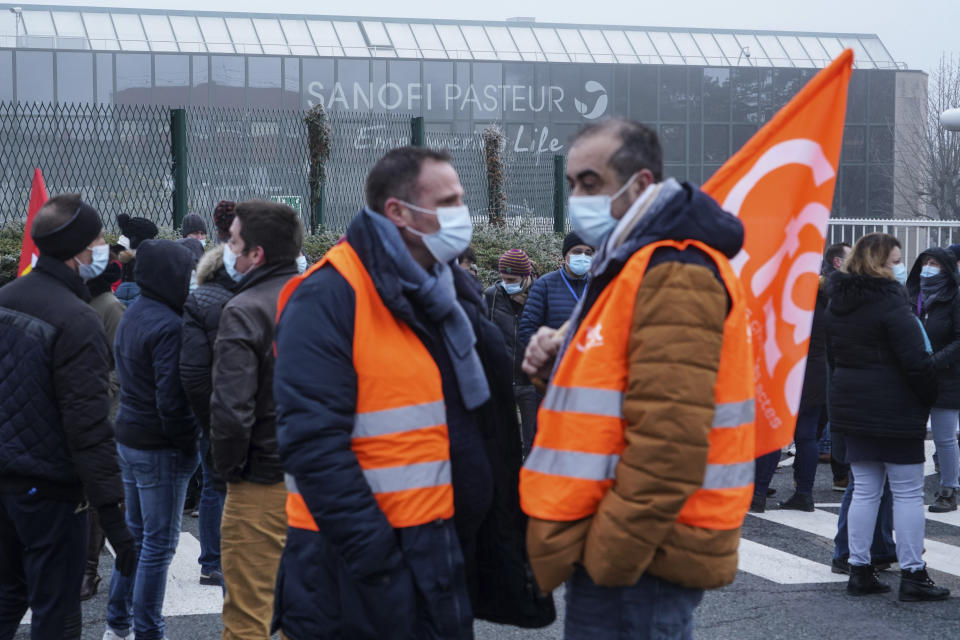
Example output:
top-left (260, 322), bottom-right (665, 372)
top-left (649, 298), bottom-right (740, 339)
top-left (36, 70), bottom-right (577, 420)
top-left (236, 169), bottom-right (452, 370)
top-left (501, 281), bottom-right (523, 295)
top-left (296, 255), bottom-right (308, 274)
top-left (401, 201), bottom-right (473, 265)
top-left (921, 265), bottom-right (941, 279)
top-left (568, 173), bottom-right (638, 248)
top-left (77, 244), bottom-right (109, 281)
top-left (568, 253), bottom-right (592, 276)
top-left (223, 246), bottom-right (244, 283)
top-left (893, 263), bottom-right (907, 285)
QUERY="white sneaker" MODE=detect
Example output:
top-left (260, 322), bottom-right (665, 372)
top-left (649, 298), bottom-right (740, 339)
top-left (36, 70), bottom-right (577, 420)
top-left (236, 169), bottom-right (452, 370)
top-left (102, 629), bottom-right (132, 640)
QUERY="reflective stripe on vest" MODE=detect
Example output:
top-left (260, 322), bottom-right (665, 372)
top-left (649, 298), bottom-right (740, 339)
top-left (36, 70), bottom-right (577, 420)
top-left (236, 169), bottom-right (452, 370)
top-left (520, 238), bottom-right (756, 531)
top-left (277, 241), bottom-right (455, 531)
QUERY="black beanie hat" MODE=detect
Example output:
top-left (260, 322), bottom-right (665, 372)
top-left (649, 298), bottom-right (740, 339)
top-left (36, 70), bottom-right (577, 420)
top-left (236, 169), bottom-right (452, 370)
top-left (117, 214), bottom-right (159, 249)
top-left (562, 231), bottom-right (589, 256)
top-left (181, 213), bottom-right (207, 237)
top-left (948, 244), bottom-right (960, 264)
top-left (32, 200), bottom-right (103, 261)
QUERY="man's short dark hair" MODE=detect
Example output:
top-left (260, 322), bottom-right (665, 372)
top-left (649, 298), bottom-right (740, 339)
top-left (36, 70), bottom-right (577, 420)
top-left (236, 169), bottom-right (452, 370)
top-left (31, 193), bottom-right (83, 237)
top-left (233, 200), bottom-right (303, 265)
top-left (365, 147), bottom-right (453, 214)
top-left (570, 118), bottom-right (663, 183)
top-left (824, 242), bottom-right (851, 270)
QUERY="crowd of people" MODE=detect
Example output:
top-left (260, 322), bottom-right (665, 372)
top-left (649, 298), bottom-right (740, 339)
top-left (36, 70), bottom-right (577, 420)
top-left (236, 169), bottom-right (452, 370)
top-left (0, 115), bottom-right (955, 640)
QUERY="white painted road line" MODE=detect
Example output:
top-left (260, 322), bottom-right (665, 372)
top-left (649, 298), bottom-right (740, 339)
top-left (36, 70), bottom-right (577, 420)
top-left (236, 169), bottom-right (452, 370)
top-left (751, 508), bottom-right (960, 578)
top-left (20, 532), bottom-right (222, 627)
top-left (738, 538), bottom-right (847, 584)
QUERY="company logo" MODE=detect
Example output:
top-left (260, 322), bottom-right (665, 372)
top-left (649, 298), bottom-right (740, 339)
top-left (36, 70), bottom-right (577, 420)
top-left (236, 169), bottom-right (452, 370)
top-left (576, 322), bottom-right (605, 352)
top-left (574, 81), bottom-right (608, 120)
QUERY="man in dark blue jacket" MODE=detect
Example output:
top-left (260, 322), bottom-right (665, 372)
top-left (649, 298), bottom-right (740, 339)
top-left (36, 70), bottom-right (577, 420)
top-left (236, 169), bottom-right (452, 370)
top-left (518, 232), bottom-right (593, 351)
top-left (0, 194), bottom-right (136, 640)
top-left (104, 239), bottom-right (199, 640)
top-left (273, 147), bottom-right (553, 639)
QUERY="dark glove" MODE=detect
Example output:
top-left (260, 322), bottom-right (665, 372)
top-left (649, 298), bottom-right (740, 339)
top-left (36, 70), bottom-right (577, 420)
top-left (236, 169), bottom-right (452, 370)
top-left (98, 503), bottom-right (138, 577)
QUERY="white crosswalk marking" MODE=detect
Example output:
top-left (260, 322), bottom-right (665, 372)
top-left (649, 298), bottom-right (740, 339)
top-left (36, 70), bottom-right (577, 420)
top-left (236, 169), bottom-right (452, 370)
top-left (738, 538), bottom-right (847, 584)
top-left (19, 532), bottom-right (222, 627)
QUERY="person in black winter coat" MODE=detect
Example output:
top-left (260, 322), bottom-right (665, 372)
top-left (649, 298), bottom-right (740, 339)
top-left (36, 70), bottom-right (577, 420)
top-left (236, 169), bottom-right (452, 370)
top-left (825, 232), bottom-right (948, 601)
top-left (105, 239), bottom-right (201, 639)
top-left (907, 247), bottom-right (960, 512)
top-left (483, 249), bottom-right (540, 456)
top-left (180, 244), bottom-right (237, 587)
top-left (517, 232), bottom-right (593, 350)
top-left (0, 195), bottom-right (136, 640)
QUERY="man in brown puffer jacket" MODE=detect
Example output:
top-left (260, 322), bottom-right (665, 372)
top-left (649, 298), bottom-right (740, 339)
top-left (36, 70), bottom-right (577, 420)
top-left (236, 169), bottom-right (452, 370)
top-left (520, 118), bottom-right (755, 640)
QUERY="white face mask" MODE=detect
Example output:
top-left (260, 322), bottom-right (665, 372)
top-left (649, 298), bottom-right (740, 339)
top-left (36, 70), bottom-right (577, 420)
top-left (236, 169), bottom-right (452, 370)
top-left (568, 173), bottom-right (639, 248)
top-left (199, 238), bottom-right (207, 248)
top-left (400, 201), bottom-right (473, 265)
top-left (117, 235), bottom-right (131, 251)
top-left (77, 244), bottom-right (110, 281)
top-left (223, 246), bottom-right (244, 283)
top-left (296, 255), bottom-right (308, 274)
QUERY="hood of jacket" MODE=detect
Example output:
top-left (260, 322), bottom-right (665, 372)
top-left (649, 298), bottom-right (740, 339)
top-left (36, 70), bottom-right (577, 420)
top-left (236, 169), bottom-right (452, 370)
top-left (906, 246), bottom-right (960, 301)
top-left (827, 270), bottom-right (906, 316)
top-left (197, 244), bottom-right (228, 286)
top-left (133, 239), bottom-right (195, 313)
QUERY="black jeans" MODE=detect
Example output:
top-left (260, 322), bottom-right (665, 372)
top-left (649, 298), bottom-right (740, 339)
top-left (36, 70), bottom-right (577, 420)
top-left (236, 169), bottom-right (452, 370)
top-left (0, 492), bottom-right (87, 640)
top-left (515, 384), bottom-right (542, 459)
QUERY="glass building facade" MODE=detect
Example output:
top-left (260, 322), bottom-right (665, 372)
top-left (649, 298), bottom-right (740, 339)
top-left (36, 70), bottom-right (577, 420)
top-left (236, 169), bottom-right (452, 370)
top-left (0, 5), bottom-right (919, 218)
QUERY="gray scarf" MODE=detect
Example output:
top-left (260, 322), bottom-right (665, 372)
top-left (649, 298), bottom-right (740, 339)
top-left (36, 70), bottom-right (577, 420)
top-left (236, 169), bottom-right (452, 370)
top-left (362, 209), bottom-right (490, 411)
top-left (920, 272), bottom-right (952, 312)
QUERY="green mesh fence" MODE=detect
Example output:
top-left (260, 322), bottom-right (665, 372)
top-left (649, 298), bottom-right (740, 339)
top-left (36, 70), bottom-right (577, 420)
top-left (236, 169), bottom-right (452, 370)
top-left (426, 131), bottom-right (490, 225)
top-left (186, 107), bottom-right (311, 233)
top-left (502, 151), bottom-right (567, 233)
top-left (0, 101), bottom-right (172, 232)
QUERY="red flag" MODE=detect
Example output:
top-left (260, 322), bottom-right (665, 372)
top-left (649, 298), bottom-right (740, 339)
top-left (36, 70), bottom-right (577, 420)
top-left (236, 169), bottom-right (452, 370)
top-left (704, 50), bottom-right (853, 457)
top-left (17, 168), bottom-right (48, 278)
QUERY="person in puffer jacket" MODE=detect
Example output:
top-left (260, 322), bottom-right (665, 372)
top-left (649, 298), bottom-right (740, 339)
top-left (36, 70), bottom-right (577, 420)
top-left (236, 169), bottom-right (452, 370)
top-left (105, 239), bottom-right (200, 640)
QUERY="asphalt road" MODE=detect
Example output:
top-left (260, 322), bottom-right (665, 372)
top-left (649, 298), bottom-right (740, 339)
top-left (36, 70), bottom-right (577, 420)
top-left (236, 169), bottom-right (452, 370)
top-left (17, 442), bottom-right (960, 639)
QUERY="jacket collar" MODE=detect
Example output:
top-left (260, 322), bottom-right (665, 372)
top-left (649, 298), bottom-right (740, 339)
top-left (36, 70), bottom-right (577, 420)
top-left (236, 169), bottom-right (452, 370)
top-left (34, 255), bottom-right (91, 302)
top-left (235, 261), bottom-right (298, 295)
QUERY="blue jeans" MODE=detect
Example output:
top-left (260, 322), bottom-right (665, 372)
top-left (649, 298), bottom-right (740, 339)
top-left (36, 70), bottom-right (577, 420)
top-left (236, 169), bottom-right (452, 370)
top-left (848, 461), bottom-right (925, 571)
top-left (930, 408), bottom-right (960, 489)
top-left (793, 405), bottom-right (821, 495)
top-left (106, 444), bottom-right (199, 640)
top-left (833, 469), bottom-right (896, 562)
top-left (197, 435), bottom-right (225, 575)
top-left (564, 567), bottom-right (704, 640)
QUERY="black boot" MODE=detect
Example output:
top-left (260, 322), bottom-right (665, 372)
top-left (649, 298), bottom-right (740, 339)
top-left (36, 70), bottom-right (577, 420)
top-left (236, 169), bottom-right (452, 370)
top-left (749, 493), bottom-right (765, 514)
top-left (779, 492), bottom-right (814, 512)
top-left (899, 567), bottom-right (950, 601)
top-left (929, 488), bottom-right (957, 513)
top-left (847, 564), bottom-right (891, 596)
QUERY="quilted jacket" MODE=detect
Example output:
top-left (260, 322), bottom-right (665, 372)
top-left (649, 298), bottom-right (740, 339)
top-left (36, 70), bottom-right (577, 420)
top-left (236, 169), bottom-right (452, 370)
top-left (0, 255), bottom-right (123, 507)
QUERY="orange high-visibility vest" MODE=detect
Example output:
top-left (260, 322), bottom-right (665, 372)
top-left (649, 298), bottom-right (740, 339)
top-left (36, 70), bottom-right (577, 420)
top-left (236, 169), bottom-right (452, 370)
top-left (276, 241), bottom-right (454, 530)
top-left (520, 239), bottom-right (755, 531)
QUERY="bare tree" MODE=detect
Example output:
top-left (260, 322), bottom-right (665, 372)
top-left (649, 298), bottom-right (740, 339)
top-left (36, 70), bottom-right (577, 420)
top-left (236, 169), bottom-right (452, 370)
top-left (895, 55), bottom-right (960, 219)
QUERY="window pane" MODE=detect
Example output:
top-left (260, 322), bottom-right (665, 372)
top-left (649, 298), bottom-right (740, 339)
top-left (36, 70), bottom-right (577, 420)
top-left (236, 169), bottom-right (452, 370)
top-left (335, 59), bottom-right (369, 111)
top-left (485, 27), bottom-right (521, 61)
top-left (211, 55), bottom-right (245, 106)
top-left (280, 20), bottom-right (316, 56)
top-left (732, 68), bottom-right (759, 123)
top-left (777, 36), bottom-right (815, 68)
top-left (797, 36), bottom-right (829, 66)
top-left (868, 165), bottom-right (893, 217)
top-left (839, 165), bottom-right (866, 216)
top-left (307, 21), bottom-right (343, 57)
top-left (141, 15), bottom-right (177, 52)
top-left (862, 38), bottom-right (895, 69)
top-left (225, 18), bottom-right (262, 55)
top-left (841, 125), bottom-right (866, 162)
top-left (579, 29), bottom-right (614, 63)
top-left (532, 28), bottom-right (568, 63)
top-left (703, 124), bottom-right (729, 162)
top-left (818, 37), bottom-right (845, 60)
top-left (96, 53), bottom-right (113, 104)
top-left (191, 55), bottom-right (208, 105)
top-left (436, 25), bottom-right (471, 60)
top-left (603, 31), bottom-right (638, 64)
top-left (660, 124), bottom-right (686, 162)
top-left (702, 68), bottom-right (730, 121)
top-left (733, 124), bottom-right (758, 153)
top-left (423, 61), bottom-right (453, 118)
top-left (411, 24), bottom-right (445, 59)
top-left (692, 33), bottom-right (727, 66)
top-left (52, 11), bottom-right (85, 37)
top-left (169, 16), bottom-right (204, 53)
top-left (17, 51), bottom-right (53, 102)
top-left (197, 17), bottom-right (234, 53)
top-left (22, 11), bottom-right (54, 36)
top-left (283, 57), bottom-right (300, 109)
top-left (629, 66), bottom-right (657, 121)
top-left (648, 32), bottom-right (681, 65)
top-left (248, 56), bottom-right (281, 108)
top-left (839, 37), bottom-right (872, 69)
top-left (660, 67), bottom-right (686, 121)
top-left (253, 19), bottom-right (288, 55)
top-left (460, 26), bottom-right (495, 60)
top-left (385, 24), bottom-right (420, 58)
top-left (869, 72), bottom-right (895, 123)
top-left (846, 71), bottom-right (867, 122)
top-left (0, 51), bottom-right (12, 101)
top-left (115, 53), bottom-right (151, 104)
top-left (361, 22), bottom-right (391, 47)
top-left (57, 52), bottom-right (94, 103)
top-left (626, 31), bottom-right (661, 64)
top-left (154, 54), bottom-right (189, 106)
top-left (557, 29), bottom-right (591, 63)
top-left (733, 34), bottom-right (770, 66)
top-left (83, 12), bottom-right (119, 50)
top-left (669, 32), bottom-right (706, 65)
top-left (713, 33), bottom-right (747, 66)
top-left (756, 35), bottom-right (789, 67)
top-left (112, 14), bottom-right (148, 51)
top-left (334, 22), bottom-right (369, 57)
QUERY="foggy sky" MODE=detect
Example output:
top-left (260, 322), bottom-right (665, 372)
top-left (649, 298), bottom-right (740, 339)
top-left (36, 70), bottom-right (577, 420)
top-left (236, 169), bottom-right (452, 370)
top-left (12, 0), bottom-right (958, 76)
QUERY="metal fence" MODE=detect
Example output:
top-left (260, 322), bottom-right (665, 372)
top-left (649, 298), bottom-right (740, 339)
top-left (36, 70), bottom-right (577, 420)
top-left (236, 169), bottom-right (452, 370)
top-left (827, 219), bottom-right (960, 269)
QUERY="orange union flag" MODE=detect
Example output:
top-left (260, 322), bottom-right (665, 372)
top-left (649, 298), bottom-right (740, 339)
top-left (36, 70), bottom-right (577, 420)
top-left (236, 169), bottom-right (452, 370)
top-left (703, 50), bottom-right (853, 457)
